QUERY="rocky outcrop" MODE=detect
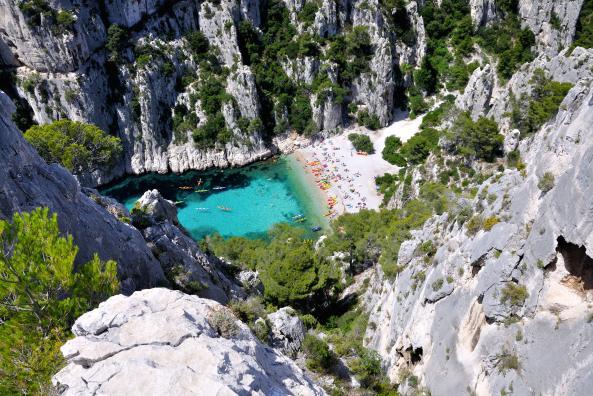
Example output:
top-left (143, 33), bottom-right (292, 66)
top-left (456, 47), bottom-right (593, 130)
top-left (455, 64), bottom-right (495, 120)
top-left (133, 189), bottom-right (245, 304)
top-left (0, 90), bottom-right (167, 293)
top-left (53, 288), bottom-right (326, 396)
top-left (470, 0), bottom-right (499, 26)
top-left (519, 0), bottom-right (585, 56)
top-left (136, 189), bottom-right (179, 225)
top-left (268, 307), bottom-right (307, 357)
top-left (364, 49), bottom-right (593, 395)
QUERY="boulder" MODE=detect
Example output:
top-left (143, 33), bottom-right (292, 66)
top-left (136, 189), bottom-right (179, 225)
top-left (53, 289), bottom-right (325, 396)
top-left (268, 307), bottom-right (307, 357)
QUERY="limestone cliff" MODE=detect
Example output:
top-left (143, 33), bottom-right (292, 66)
top-left (364, 27), bottom-right (593, 396)
top-left (0, 90), bottom-right (166, 292)
top-left (0, 0), bottom-right (426, 187)
top-left (0, 90), bottom-right (243, 301)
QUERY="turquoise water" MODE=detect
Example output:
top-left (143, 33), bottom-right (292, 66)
top-left (100, 157), bottom-right (326, 240)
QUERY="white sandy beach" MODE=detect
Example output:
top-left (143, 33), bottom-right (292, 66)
top-left (292, 110), bottom-right (424, 217)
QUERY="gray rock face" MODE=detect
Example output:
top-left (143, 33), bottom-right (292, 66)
top-left (0, 90), bottom-right (166, 293)
top-left (133, 189), bottom-right (245, 304)
top-left (470, 0), bottom-right (499, 26)
top-left (268, 307), bottom-right (307, 357)
top-left (136, 189), bottom-right (179, 225)
top-left (364, 50), bottom-right (593, 395)
top-left (519, 0), bottom-right (585, 56)
top-left (53, 288), bottom-right (326, 396)
top-left (455, 64), bottom-right (495, 120)
top-left (0, 0), bottom-right (106, 72)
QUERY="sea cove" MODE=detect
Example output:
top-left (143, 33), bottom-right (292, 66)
top-left (101, 156), bottom-right (327, 240)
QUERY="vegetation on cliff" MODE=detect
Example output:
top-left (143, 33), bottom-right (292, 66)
top-left (23, 120), bottom-right (122, 174)
top-left (0, 208), bottom-right (119, 394)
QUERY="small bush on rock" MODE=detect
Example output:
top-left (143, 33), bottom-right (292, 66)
top-left (209, 308), bottom-right (241, 338)
top-left (500, 283), bottom-right (528, 306)
top-left (483, 216), bottom-right (500, 231)
top-left (496, 348), bottom-right (521, 374)
top-left (537, 172), bottom-right (555, 193)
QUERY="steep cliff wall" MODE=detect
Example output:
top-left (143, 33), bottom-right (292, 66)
top-left (364, 40), bottom-right (593, 396)
top-left (0, 90), bottom-right (244, 301)
top-left (1, 0), bottom-right (425, 186)
top-left (0, 90), bottom-right (166, 292)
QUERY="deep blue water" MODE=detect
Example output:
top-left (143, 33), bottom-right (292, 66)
top-left (100, 157), bottom-right (326, 240)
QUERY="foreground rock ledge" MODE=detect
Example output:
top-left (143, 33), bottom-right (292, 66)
top-left (52, 288), bottom-right (325, 396)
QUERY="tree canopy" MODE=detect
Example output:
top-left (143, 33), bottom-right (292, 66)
top-left (23, 120), bottom-right (122, 174)
top-left (0, 208), bottom-right (119, 394)
top-left (448, 113), bottom-right (503, 162)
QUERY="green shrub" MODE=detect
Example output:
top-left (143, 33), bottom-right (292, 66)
top-left (400, 133), bottom-right (433, 164)
top-left (348, 133), bottom-right (375, 154)
top-left (229, 297), bottom-right (266, 324)
top-left (298, 2), bottom-right (319, 25)
top-left (375, 172), bottom-right (399, 205)
top-left (357, 110), bottom-right (381, 130)
top-left (407, 88), bottom-right (430, 116)
top-left (448, 112), bottom-right (503, 162)
top-left (205, 234), bottom-right (266, 270)
top-left (303, 334), bottom-right (334, 372)
top-left (382, 136), bottom-right (407, 165)
top-left (520, 69), bottom-right (573, 136)
top-left (106, 24), bottom-right (128, 61)
top-left (258, 225), bottom-right (338, 308)
top-left (494, 0), bottom-right (519, 15)
top-left (252, 319), bottom-right (270, 343)
top-left (208, 308), bottom-right (241, 338)
top-left (0, 208), bottom-right (119, 394)
top-left (466, 215), bottom-right (483, 235)
top-left (193, 113), bottom-right (230, 148)
top-left (289, 92), bottom-right (314, 134)
top-left (500, 283), bottom-right (529, 306)
top-left (349, 348), bottom-right (383, 388)
top-left (432, 278), bottom-right (444, 291)
top-left (537, 172), bottom-right (555, 193)
top-left (496, 349), bottom-right (521, 374)
top-left (185, 31), bottom-right (210, 55)
top-left (24, 120), bottom-right (122, 174)
top-left (55, 10), bottom-right (76, 30)
top-left (550, 11), bottom-right (562, 30)
top-left (483, 216), bottom-right (500, 231)
top-left (300, 313), bottom-right (318, 329)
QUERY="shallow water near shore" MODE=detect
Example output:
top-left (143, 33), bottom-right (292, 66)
top-left (100, 156), bottom-right (328, 240)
